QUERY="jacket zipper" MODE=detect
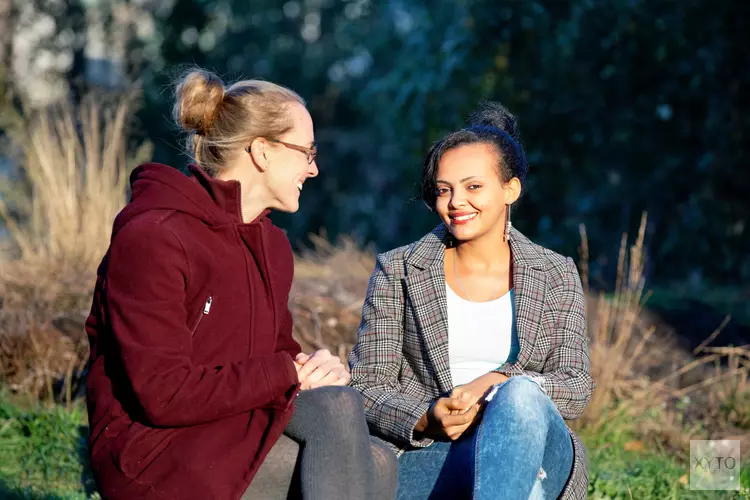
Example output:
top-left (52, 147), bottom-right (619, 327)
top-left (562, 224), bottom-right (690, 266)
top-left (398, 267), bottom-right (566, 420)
top-left (191, 295), bottom-right (212, 336)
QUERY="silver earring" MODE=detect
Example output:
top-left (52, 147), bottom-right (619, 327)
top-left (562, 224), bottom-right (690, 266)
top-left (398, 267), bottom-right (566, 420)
top-left (503, 204), bottom-right (511, 242)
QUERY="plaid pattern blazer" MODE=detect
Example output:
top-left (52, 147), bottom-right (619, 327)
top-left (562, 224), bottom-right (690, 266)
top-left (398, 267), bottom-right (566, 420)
top-left (348, 224), bottom-right (595, 500)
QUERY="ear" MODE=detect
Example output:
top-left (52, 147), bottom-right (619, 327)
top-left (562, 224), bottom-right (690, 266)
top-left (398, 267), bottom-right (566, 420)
top-left (247, 138), bottom-right (270, 172)
top-left (504, 177), bottom-right (522, 205)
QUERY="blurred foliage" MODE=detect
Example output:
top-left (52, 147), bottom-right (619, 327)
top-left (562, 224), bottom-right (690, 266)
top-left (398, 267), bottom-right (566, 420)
top-left (2, 0), bottom-right (749, 290)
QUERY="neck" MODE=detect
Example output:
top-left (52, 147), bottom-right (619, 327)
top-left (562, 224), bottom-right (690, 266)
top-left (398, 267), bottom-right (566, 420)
top-left (217, 161), bottom-right (270, 223)
top-left (453, 226), bottom-right (511, 271)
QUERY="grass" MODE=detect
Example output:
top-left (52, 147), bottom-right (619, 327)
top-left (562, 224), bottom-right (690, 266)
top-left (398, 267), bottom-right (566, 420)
top-left (0, 393), bottom-right (96, 499)
top-left (0, 393), bottom-right (747, 499)
top-left (582, 403), bottom-right (750, 499)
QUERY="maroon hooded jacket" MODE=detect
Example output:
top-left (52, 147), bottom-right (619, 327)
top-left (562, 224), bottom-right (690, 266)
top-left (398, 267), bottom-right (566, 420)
top-left (85, 163), bottom-right (302, 499)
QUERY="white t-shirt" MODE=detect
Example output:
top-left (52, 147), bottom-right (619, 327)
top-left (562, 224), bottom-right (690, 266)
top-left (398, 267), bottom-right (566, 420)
top-left (447, 285), bottom-right (520, 387)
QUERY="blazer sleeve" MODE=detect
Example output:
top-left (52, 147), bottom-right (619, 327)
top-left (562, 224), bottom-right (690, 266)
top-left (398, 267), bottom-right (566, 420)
top-left (495, 257), bottom-right (595, 420)
top-left (348, 254), bottom-right (433, 448)
top-left (105, 220), bottom-right (300, 428)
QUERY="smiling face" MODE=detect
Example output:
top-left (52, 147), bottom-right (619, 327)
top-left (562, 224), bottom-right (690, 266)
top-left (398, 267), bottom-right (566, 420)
top-left (434, 142), bottom-right (521, 243)
top-left (264, 101), bottom-right (319, 213)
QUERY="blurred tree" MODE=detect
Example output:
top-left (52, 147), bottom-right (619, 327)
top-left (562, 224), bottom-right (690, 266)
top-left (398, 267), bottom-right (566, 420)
top-left (1, 0), bottom-right (748, 290)
top-left (352, 0), bottom-right (750, 288)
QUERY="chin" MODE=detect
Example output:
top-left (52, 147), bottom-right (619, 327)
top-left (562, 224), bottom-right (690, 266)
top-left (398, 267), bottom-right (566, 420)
top-left (447, 224), bottom-right (480, 242)
top-left (283, 198), bottom-right (300, 213)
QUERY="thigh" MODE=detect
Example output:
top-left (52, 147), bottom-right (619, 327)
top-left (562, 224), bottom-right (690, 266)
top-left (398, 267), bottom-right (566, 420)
top-left (284, 386), bottom-right (365, 442)
top-left (396, 439), bottom-right (474, 500)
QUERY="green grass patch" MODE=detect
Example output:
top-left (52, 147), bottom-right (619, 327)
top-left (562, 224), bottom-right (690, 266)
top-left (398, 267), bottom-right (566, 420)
top-left (0, 394), bottom-right (97, 499)
top-left (581, 405), bottom-right (750, 499)
top-left (0, 392), bottom-right (748, 499)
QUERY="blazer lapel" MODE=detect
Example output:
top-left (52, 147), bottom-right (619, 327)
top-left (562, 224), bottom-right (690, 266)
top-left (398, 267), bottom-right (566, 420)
top-left (508, 226), bottom-right (546, 368)
top-left (402, 225), bottom-right (547, 389)
top-left (404, 227), bottom-right (453, 394)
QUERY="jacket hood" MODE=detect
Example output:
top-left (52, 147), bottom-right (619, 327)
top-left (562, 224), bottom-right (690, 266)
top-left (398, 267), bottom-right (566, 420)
top-left (113, 163), bottom-right (257, 235)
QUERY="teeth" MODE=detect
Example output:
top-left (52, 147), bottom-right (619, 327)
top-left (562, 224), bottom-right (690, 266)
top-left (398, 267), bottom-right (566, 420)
top-left (297, 182), bottom-right (303, 191)
top-left (454, 213), bottom-right (477, 221)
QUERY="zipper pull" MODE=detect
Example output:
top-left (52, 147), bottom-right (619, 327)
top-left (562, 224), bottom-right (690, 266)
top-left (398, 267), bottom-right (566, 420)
top-left (203, 296), bottom-right (213, 314)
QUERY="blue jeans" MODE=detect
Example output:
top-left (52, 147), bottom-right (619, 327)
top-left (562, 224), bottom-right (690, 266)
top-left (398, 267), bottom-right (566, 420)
top-left (396, 376), bottom-right (574, 500)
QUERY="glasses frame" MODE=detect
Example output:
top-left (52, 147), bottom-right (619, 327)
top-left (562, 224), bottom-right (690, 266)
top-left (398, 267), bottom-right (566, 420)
top-left (245, 138), bottom-right (317, 164)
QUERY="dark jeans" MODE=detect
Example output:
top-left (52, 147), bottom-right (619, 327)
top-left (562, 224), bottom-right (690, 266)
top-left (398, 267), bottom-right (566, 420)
top-left (396, 377), bottom-right (574, 500)
top-left (243, 386), bottom-right (398, 500)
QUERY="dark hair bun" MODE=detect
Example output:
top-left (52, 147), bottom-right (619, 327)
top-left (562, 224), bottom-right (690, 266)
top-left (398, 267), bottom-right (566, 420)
top-left (467, 101), bottom-right (520, 144)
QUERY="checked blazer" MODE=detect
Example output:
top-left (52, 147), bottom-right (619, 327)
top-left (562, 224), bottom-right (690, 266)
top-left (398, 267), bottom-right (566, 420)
top-left (348, 224), bottom-right (595, 500)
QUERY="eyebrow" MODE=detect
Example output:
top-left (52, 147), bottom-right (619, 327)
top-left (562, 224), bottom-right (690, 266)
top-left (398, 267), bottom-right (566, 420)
top-left (435, 176), bottom-right (482, 184)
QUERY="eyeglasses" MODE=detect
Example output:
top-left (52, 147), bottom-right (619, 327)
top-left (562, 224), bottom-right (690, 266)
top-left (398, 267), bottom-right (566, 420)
top-left (246, 139), bottom-right (317, 164)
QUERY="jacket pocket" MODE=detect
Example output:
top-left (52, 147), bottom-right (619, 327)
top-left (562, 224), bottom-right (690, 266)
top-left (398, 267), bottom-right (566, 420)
top-left (190, 294), bottom-right (213, 336)
top-left (110, 422), bottom-right (181, 479)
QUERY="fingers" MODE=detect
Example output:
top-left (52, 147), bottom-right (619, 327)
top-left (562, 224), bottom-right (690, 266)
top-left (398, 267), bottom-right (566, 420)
top-left (447, 390), bottom-right (473, 415)
top-left (439, 404), bottom-right (479, 428)
top-left (308, 366), bottom-right (350, 389)
top-left (443, 395), bottom-right (473, 413)
top-left (296, 349), bottom-right (351, 389)
top-left (444, 420), bottom-right (475, 441)
top-left (443, 403), bottom-right (481, 440)
top-left (295, 352), bottom-right (311, 366)
top-left (296, 349), bottom-right (332, 381)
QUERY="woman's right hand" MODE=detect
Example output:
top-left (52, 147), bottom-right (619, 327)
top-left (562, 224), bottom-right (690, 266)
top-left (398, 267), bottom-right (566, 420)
top-left (294, 349), bottom-right (350, 389)
top-left (415, 395), bottom-right (480, 441)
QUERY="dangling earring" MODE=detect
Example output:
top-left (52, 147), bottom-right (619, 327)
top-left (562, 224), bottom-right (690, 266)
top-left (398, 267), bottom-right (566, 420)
top-left (503, 204), bottom-right (512, 242)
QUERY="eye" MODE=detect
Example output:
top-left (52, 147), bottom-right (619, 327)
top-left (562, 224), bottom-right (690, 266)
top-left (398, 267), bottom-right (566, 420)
top-left (436, 187), bottom-right (450, 196)
top-left (467, 184), bottom-right (483, 190)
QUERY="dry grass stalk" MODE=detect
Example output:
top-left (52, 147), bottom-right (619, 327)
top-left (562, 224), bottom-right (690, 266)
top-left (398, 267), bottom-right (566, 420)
top-left (579, 211), bottom-right (750, 450)
top-left (0, 91), bottom-right (148, 276)
top-left (290, 234), bottom-right (375, 363)
top-left (583, 212), bottom-right (652, 425)
top-left (0, 90), bottom-right (150, 403)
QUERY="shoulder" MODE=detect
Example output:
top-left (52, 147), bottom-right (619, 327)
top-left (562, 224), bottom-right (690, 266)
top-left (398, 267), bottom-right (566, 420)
top-left (113, 211), bottom-right (181, 244)
top-left (375, 226), bottom-right (446, 279)
top-left (109, 212), bottom-right (189, 270)
top-left (374, 244), bottom-right (411, 278)
top-left (511, 227), bottom-right (580, 286)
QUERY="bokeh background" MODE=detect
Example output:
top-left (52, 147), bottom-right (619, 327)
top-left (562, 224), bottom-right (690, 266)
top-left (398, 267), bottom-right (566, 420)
top-left (0, 1), bottom-right (749, 498)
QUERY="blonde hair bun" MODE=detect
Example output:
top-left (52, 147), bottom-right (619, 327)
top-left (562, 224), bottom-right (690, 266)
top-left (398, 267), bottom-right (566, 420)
top-left (174, 69), bottom-right (225, 135)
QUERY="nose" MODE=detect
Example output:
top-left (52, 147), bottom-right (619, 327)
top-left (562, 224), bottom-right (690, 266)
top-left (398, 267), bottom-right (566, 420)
top-left (308, 160), bottom-right (319, 178)
top-left (449, 190), bottom-right (465, 209)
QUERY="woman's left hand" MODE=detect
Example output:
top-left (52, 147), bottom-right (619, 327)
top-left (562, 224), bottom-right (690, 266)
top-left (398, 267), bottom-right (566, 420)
top-left (450, 372), bottom-right (509, 415)
top-left (295, 349), bottom-right (351, 389)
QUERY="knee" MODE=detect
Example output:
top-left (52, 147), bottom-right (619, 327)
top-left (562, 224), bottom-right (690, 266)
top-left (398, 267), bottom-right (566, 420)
top-left (319, 385), bottom-right (365, 413)
top-left (372, 444), bottom-right (399, 486)
top-left (302, 386), bottom-right (365, 426)
top-left (488, 376), bottom-right (550, 420)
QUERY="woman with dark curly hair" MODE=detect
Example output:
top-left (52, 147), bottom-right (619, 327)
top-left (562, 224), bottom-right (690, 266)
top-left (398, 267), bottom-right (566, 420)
top-left (350, 102), bottom-right (595, 499)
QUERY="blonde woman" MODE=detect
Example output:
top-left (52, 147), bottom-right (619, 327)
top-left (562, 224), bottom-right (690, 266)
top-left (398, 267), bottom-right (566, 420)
top-left (85, 69), bottom-right (396, 500)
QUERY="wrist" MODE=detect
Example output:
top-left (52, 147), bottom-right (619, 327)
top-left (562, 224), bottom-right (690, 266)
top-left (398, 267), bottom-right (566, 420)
top-left (473, 372), bottom-right (507, 390)
top-left (415, 398), bottom-right (439, 433)
top-left (486, 372), bottom-right (509, 384)
top-left (415, 412), bottom-right (428, 433)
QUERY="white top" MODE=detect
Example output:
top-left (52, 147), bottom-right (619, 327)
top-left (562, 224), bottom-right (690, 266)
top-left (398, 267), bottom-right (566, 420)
top-left (447, 285), bottom-right (520, 387)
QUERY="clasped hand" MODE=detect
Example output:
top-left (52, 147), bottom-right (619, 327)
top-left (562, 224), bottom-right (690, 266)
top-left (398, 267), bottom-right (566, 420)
top-left (293, 349), bottom-right (350, 390)
top-left (416, 372), bottom-right (509, 441)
